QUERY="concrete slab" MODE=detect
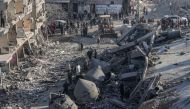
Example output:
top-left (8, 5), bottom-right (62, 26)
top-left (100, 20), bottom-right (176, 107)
top-left (0, 53), bottom-right (12, 64)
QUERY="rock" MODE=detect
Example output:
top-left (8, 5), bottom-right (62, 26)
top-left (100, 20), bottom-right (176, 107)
top-left (89, 58), bottom-right (110, 73)
top-left (74, 79), bottom-right (99, 104)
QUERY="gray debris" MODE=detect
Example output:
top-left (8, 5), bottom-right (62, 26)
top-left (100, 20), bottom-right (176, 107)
top-left (49, 93), bottom-right (78, 109)
top-left (85, 66), bottom-right (105, 82)
top-left (74, 79), bottom-right (99, 104)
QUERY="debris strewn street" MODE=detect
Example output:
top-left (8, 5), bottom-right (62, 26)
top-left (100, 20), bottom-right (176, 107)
top-left (1, 0), bottom-right (190, 109)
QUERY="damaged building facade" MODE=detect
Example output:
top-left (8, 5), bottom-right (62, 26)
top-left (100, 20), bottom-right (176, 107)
top-left (0, 0), bottom-right (46, 72)
top-left (45, 0), bottom-right (124, 20)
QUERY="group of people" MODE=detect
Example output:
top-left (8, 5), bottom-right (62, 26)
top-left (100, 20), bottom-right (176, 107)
top-left (161, 16), bottom-right (190, 30)
top-left (63, 48), bottom-right (98, 94)
top-left (46, 19), bottom-right (92, 37)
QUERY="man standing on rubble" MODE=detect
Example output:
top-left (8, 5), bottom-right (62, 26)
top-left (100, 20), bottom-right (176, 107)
top-left (80, 43), bottom-right (83, 52)
top-left (75, 64), bottom-right (82, 83)
top-left (87, 47), bottom-right (93, 59)
top-left (94, 49), bottom-right (97, 58)
top-left (84, 58), bottom-right (89, 71)
top-left (67, 63), bottom-right (72, 84)
top-left (97, 37), bottom-right (101, 45)
top-left (60, 24), bottom-right (64, 35)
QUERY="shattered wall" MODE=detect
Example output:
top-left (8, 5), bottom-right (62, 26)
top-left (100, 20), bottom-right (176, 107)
top-left (23, 14), bottom-right (32, 32)
top-left (8, 26), bottom-right (17, 46)
top-left (46, 3), bottom-right (69, 21)
top-left (15, 0), bottom-right (24, 14)
top-left (7, 0), bottom-right (16, 23)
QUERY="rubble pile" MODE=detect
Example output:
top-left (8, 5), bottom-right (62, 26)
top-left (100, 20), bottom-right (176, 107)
top-left (0, 33), bottom-right (118, 108)
top-left (1, 2), bottom-right (190, 108)
top-left (85, 66), bottom-right (105, 82)
top-left (46, 3), bottom-right (68, 21)
top-left (49, 93), bottom-right (78, 109)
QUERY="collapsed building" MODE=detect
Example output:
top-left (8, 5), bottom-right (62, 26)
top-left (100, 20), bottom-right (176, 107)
top-left (45, 0), bottom-right (125, 20)
top-left (50, 16), bottom-right (190, 108)
top-left (0, 0), bottom-right (46, 73)
top-left (0, 0), bottom-right (190, 108)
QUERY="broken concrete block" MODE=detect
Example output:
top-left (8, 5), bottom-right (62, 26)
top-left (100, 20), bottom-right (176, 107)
top-left (85, 66), bottom-right (105, 82)
top-left (49, 94), bottom-right (78, 109)
top-left (74, 79), bottom-right (99, 104)
top-left (89, 58), bottom-right (110, 72)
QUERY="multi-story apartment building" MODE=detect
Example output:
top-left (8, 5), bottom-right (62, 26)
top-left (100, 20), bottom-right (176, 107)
top-left (0, 0), bottom-right (46, 72)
